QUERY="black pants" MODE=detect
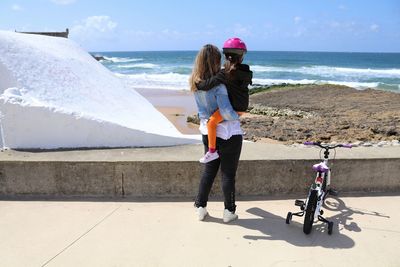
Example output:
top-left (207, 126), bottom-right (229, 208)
top-left (195, 134), bottom-right (243, 212)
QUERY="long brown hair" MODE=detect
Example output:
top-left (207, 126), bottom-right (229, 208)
top-left (189, 44), bottom-right (221, 92)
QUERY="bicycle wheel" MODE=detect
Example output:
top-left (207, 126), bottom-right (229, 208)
top-left (303, 189), bottom-right (318, 234)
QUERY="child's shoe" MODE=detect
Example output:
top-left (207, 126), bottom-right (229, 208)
top-left (196, 207), bottom-right (208, 221)
top-left (199, 151), bottom-right (219, 163)
top-left (223, 209), bottom-right (238, 223)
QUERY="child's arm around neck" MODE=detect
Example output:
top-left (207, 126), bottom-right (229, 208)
top-left (196, 70), bottom-right (226, 91)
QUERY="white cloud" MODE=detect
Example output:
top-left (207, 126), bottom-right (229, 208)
top-left (72, 16), bottom-right (117, 34)
top-left (11, 4), bottom-right (22, 11)
top-left (338, 5), bottom-right (347, 10)
top-left (162, 29), bottom-right (180, 36)
top-left (293, 26), bottom-right (307, 38)
top-left (70, 16), bottom-right (117, 44)
top-left (261, 23), bottom-right (279, 38)
top-left (329, 21), bottom-right (356, 32)
top-left (292, 17), bottom-right (306, 37)
top-left (370, 24), bottom-right (379, 32)
top-left (233, 24), bottom-right (252, 37)
top-left (51, 0), bottom-right (76, 5)
top-left (294, 16), bottom-right (302, 24)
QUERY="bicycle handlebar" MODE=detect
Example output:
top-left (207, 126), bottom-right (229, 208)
top-left (341, 144), bottom-right (353, 148)
top-left (304, 141), bottom-right (352, 149)
top-left (304, 141), bottom-right (316, 146)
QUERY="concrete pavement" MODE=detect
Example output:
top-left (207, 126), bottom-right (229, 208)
top-left (1, 196), bottom-right (399, 266)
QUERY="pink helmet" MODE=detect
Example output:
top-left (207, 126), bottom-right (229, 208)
top-left (222, 37), bottom-right (247, 55)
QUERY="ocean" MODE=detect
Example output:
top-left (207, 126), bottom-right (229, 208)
top-left (96, 51), bottom-right (400, 92)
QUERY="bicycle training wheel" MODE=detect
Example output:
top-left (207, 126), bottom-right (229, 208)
top-left (303, 189), bottom-right (318, 234)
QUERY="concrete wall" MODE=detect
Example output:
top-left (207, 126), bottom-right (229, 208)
top-left (16, 29), bottom-right (69, 38)
top-left (1, 158), bottom-right (399, 198)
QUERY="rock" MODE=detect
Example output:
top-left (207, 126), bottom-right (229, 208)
top-left (92, 55), bottom-right (105, 61)
top-left (370, 128), bottom-right (380, 134)
top-left (377, 141), bottom-right (389, 147)
top-left (386, 128), bottom-right (398, 136)
top-left (244, 84), bottom-right (400, 144)
top-left (186, 114), bottom-right (200, 125)
top-left (352, 141), bottom-right (363, 147)
top-left (248, 104), bottom-right (314, 118)
top-left (319, 135), bottom-right (331, 141)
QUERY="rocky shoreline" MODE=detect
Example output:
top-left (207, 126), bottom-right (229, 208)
top-left (188, 84), bottom-right (400, 146)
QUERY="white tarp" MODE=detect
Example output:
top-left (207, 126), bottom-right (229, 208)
top-left (0, 31), bottom-right (199, 149)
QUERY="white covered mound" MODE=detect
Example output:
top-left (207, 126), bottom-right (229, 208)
top-left (0, 31), bottom-right (199, 149)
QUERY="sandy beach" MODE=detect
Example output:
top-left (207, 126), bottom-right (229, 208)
top-left (136, 88), bottom-right (199, 135)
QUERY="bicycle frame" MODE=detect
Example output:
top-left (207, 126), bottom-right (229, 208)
top-left (310, 160), bottom-right (330, 222)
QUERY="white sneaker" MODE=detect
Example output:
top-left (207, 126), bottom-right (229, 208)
top-left (196, 207), bottom-right (208, 221)
top-left (223, 209), bottom-right (238, 223)
top-left (199, 151), bottom-right (219, 163)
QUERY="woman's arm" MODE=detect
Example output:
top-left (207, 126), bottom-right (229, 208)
top-left (215, 84), bottom-right (239, 121)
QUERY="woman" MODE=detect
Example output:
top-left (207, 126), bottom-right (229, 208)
top-left (196, 37), bottom-right (252, 164)
top-left (189, 44), bottom-right (243, 223)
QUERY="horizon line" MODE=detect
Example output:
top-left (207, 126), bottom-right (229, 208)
top-left (90, 49), bottom-right (400, 54)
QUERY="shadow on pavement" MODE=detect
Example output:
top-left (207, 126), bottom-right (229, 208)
top-left (323, 196), bottom-right (390, 233)
top-left (234, 206), bottom-right (356, 249)
top-left (206, 196), bottom-right (390, 249)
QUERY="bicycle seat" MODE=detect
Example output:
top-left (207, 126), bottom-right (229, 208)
top-left (312, 162), bottom-right (329, 173)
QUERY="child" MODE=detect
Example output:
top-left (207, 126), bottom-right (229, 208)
top-left (197, 37), bottom-right (253, 163)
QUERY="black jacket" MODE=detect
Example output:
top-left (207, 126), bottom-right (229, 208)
top-left (196, 64), bottom-right (253, 112)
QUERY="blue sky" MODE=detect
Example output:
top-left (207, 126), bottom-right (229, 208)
top-left (1, 0), bottom-right (399, 52)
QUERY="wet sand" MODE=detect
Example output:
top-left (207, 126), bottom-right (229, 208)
top-left (136, 88), bottom-right (199, 134)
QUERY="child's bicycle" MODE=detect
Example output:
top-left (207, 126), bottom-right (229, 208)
top-left (285, 141), bottom-right (352, 235)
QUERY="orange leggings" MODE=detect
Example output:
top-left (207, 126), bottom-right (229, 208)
top-left (207, 109), bottom-right (243, 150)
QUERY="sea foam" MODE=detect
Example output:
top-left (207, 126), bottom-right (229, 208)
top-left (103, 56), bottom-right (143, 63)
top-left (251, 65), bottom-right (400, 78)
top-left (116, 63), bottom-right (159, 69)
top-left (116, 72), bottom-right (190, 90)
top-left (252, 78), bottom-right (379, 89)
